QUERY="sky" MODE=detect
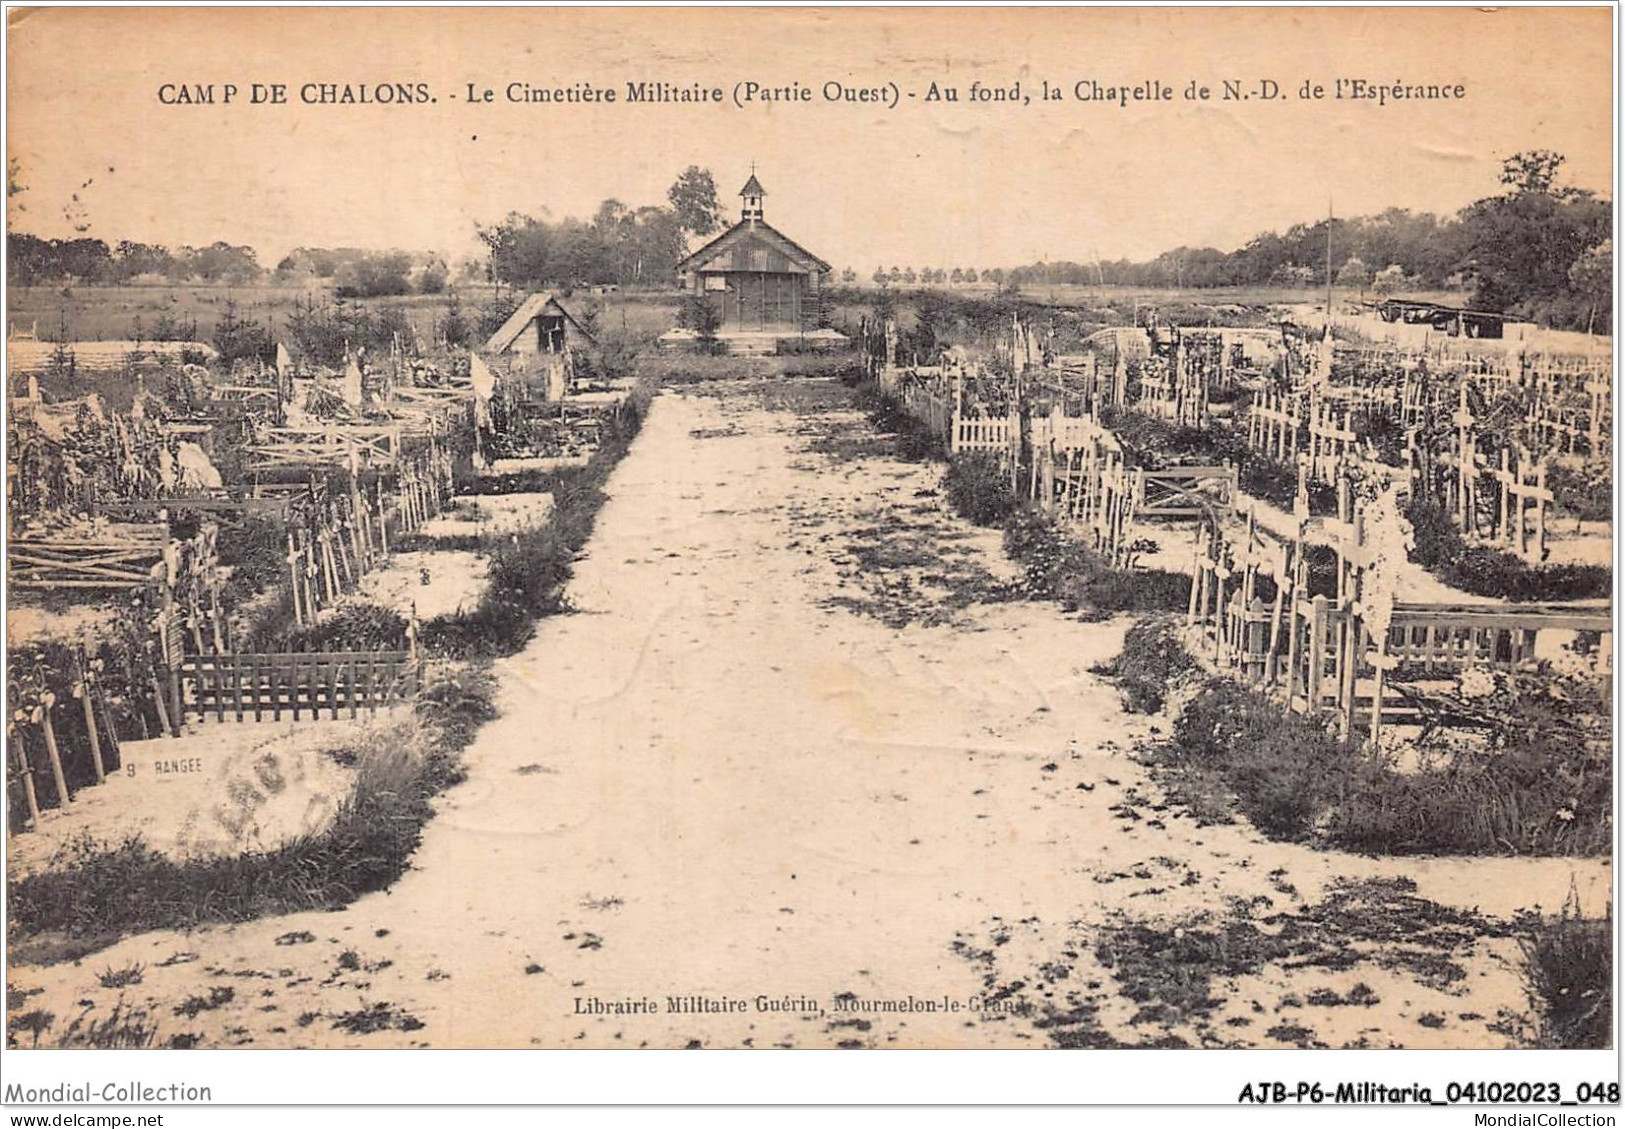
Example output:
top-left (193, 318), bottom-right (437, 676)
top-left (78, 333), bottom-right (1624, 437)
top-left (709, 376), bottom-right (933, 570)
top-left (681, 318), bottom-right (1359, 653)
top-left (6, 6), bottom-right (1614, 273)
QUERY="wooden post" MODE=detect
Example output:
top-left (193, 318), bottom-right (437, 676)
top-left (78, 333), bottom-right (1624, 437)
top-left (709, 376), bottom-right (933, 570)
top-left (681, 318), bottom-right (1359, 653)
top-left (13, 734), bottom-right (41, 827)
top-left (376, 481), bottom-right (390, 558)
top-left (39, 710), bottom-right (70, 806)
top-left (1265, 567), bottom-right (1286, 687)
top-left (1534, 459), bottom-right (1548, 561)
top-left (1246, 597), bottom-right (1267, 682)
top-left (1187, 529), bottom-right (1205, 626)
top-left (76, 652), bottom-right (105, 785)
top-left (1307, 595), bottom-right (1328, 709)
top-left (1499, 447), bottom-right (1512, 542)
top-left (288, 533), bottom-right (305, 627)
top-left (1369, 648), bottom-right (1390, 746)
top-left (150, 672), bottom-right (174, 738)
top-left (169, 663), bottom-right (183, 736)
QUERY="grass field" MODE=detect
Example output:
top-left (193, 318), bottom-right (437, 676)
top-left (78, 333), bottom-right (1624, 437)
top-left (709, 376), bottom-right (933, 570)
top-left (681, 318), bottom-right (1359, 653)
top-left (6, 284), bottom-right (685, 349)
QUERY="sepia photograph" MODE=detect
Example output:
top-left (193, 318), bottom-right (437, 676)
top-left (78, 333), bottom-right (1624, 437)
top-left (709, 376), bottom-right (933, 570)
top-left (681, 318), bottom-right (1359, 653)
top-left (1, 1), bottom-right (1618, 1113)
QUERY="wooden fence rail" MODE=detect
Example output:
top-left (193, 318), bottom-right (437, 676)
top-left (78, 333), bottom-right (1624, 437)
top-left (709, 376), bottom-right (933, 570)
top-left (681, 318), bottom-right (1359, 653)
top-left (180, 650), bottom-right (419, 723)
top-left (9, 524), bottom-right (169, 589)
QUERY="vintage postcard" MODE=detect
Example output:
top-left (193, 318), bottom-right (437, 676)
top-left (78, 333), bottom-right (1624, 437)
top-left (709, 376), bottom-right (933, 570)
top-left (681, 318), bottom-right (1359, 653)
top-left (2, 1), bottom-right (1616, 1110)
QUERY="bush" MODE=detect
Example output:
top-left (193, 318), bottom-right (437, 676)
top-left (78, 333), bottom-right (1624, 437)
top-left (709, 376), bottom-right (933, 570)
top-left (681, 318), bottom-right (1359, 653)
top-left (1004, 512), bottom-right (1188, 618)
top-left (1406, 496), bottom-right (1612, 601)
top-left (851, 381), bottom-right (939, 462)
top-left (216, 514), bottom-right (296, 607)
top-left (1519, 893), bottom-right (1612, 1048)
top-left (1158, 679), bottom-right (1356, 840)
top-left (944, 452), bottom-right (1017, 527)
top-left (1103, 616), bottom-right (1195, 713)
top-left (1149, 663), bottom-right (1611, 856)
top-left (1548, 464), bottom-right (1611, 523)
top-left (250, 602), bottom-right (407, 654)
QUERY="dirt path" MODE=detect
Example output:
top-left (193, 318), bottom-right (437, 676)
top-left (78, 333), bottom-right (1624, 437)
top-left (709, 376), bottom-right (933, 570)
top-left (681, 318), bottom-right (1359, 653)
top-left (8, 378), bottom-right (1608, 1050)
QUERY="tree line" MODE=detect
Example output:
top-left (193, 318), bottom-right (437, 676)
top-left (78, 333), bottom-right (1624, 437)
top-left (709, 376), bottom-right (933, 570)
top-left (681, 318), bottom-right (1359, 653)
top-left (7, 152), bottom-right (1610, 331)
top-left (998, 152), bottom-right (1611, 331)
top-left (6, 236), bottom-right (458, 297)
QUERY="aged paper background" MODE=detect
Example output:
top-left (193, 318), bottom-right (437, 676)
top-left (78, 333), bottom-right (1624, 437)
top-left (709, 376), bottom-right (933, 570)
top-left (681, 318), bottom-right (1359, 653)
top-left (4, 5), bottom-right (1615, 1063)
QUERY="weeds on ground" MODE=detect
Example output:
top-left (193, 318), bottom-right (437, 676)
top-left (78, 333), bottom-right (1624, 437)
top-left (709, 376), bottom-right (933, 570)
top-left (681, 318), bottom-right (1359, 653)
top-left (96, 963), bottom-right (144, 989)
top-left (1144, 670), bottom-right (1610, 856)
top-left (850, 380), bottom-right (939, 462)
top-left (1098, 616), bottom-right (1195, 713)
top-left (418, 384), bottom-right (650, 659)
top-left (1405, 496), bottom-right (1611, 602)
top-left (1517, 891), bottom-right (1612, 1049)
top-left (962, 877), bottom-right (1501, 1047)
top-left (1004, 512), bottom-right (1188, 618)
top-left (944, 452), bottom-right (1019, 527)
top-left (249, 601), bottom-right (409, 654)
top-left (42, 997), bottom-right (159, 1048)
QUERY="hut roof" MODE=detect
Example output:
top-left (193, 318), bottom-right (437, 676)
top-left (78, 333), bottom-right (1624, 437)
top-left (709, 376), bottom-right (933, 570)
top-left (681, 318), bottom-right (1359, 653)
top-left (483, 293), bottom-right (592, 354)
top-left (676, 220), bottom-right (831, 275)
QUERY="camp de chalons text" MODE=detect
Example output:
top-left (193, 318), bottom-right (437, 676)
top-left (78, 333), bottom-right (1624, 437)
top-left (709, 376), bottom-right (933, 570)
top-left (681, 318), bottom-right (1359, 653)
top-left (156, 76), bottom-right (1466, 109)
top-left (153, 80), bottom-right (888, 106)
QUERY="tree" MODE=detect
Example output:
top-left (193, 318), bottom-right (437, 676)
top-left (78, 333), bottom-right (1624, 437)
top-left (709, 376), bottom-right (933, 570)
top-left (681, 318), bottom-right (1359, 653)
top-left (437, 290), bottom-right (473, 347)
top-left (113, 241), bottom-right (175, 282)
top-left (950, 267), bottom-right (964, 285)
top-left (668, 166), bottom-right (723, 240)
top-left (417, 259), bottom-right (449, 294)
top-left (1500, 149), bottom-right (1567, 196)
top-left (1336, 255), bottom-right (1372, 298)
top-left (677, 292), bottom-right (722, 353)
top-left (840, 266), bottom-right (856, 285)
top-left (1568, 240), bottom-right (1611, 334)
top-left (963, 268), bottom-right (978, 284)
top-left (872, 266), bottom-right (889, 287)
top-left (212, 298), bottom-right (272, 364)
top-left (1372, 264), bottom-right (1409, 298)
top-left (334, 250), bottom-right (413, 297)
top-left (183, 241), bottom-right (262, 285)
top-left (1459, 150), bottom-right (1609, 324)
top-left (903, 267), bottom-right (917, 285)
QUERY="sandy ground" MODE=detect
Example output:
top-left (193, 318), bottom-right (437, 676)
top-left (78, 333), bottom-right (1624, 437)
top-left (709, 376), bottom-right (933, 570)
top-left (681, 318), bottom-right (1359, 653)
top-left (347, 551), bottom-right (487, 621)
top-left (7, 719), bottom-right (382, 876)
top-left (7, 601), bottom-right (121, 649)
top-left (416, 493), bottom-right (554, 542)
top-left (5, 378), bottom-right (1609, 1050)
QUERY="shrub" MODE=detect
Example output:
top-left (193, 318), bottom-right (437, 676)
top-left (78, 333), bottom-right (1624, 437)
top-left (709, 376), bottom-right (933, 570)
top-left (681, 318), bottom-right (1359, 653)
top-left (1004, 512), bottom-right (1188, 617)
top-left (1519, 893), bottom-right (1612, 1048)
top-left (252, 602), bottom-right (407, 654)
top-left (944, 452), bottom-right (1017, 527)
top-left (851, 380), bottom-right (939, 462)
top-left (1406, 496), bottom-right (1612, 601)
top-left (1103, 616), bottom-right (1195, 713)
top-left (215, 513), bottom-right (289, 606)
top-left (1547, 464), bottom-right (1611, 523)
top-left (1148, 662), bottom-right (1611, 856)
top-left (1159, 679), bottom-right (1356, 840)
